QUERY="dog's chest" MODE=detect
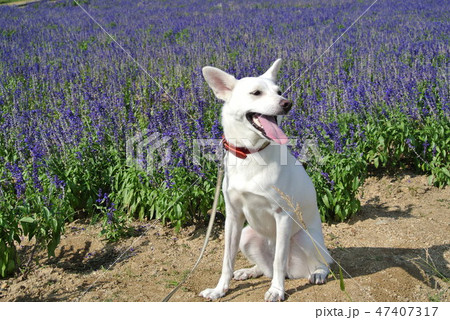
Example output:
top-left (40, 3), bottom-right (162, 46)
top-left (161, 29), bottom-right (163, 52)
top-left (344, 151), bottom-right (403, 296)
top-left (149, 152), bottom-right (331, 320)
top-left (228, 184), bottom-right (278, 237)
top-left (225, 162), bottom-right (283, 237)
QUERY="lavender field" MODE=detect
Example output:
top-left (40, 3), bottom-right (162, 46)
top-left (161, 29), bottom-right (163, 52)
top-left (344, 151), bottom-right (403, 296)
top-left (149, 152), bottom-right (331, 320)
top-left (0, 0), bottom-right (448, 278)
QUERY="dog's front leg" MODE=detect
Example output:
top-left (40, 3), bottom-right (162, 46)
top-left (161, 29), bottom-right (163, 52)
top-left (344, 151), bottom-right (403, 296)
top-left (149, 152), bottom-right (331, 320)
top-left (199, 209), bottom-right (244, 300)
top-left (265, 214), bottom-right (292, 302)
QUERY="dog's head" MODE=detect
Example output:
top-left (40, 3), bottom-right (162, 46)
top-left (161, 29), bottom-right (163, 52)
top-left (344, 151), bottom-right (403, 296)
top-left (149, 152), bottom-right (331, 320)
top-left (202, 59), bottom-right (292, 146)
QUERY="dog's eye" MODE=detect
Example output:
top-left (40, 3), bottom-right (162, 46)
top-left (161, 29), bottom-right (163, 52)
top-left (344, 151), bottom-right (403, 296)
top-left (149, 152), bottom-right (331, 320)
top-left (277, 90), bottom-right (282, 95)
top-left (250, 90), bottom-right (262, 96)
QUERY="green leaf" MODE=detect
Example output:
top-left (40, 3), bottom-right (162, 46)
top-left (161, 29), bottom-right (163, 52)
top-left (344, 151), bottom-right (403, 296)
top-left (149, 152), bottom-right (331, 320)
top-left (124, 189), bottom-right (134, 205)
top-left (339, 266), bottom-right (345, 291)
top-left (322, 194), bottom-right (330, 208)
top-left (352, 177), bottom-right (360, 191)
top-left (324, 187), bottom-right (333, 199)
top-left (51, 218), bottom-right (58, 231)
top-left (87, 196), bottom-right (94, 213)
top-left (335, 204), bottom-right (341, 218)
top-left (43, 206), bottom-right (51, 219)
top-left (441, 167), bottom-right (450, 178)
top-left (139, 207), bottom-right (146, 220)
top-left (20, 216), bottom-right (35, 224)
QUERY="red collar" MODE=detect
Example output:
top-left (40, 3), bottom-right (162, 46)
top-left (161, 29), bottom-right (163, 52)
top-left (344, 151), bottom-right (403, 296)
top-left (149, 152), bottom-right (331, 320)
top-left (222, 137), bottom-right (270, 159)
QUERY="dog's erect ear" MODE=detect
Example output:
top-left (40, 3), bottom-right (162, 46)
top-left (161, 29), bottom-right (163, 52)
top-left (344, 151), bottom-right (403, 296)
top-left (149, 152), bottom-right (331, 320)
top-left (202, 67), bottom-right (237, 101)
top-left (260, 59), bottom-right (282, 82)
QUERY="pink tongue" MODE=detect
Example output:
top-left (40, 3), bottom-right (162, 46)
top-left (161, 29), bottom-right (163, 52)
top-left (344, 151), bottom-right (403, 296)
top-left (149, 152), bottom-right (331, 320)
top-left (257, 115), bottom-right (289, 145)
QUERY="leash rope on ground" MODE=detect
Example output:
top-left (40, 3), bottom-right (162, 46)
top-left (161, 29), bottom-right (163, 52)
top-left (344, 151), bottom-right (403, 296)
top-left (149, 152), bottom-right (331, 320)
top-left (162, 163), bottom-right (224, 302)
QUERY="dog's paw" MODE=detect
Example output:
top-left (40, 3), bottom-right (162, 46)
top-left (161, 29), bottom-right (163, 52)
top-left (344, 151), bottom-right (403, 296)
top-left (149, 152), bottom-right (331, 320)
top-left (264, 287), bottom-right (285, 302)
top-left (233, 266), bottom-right (263, 280)
top-left (199, 288), bottom-right (227, 301)
top-left (308, 268), bottom-right (329, 285)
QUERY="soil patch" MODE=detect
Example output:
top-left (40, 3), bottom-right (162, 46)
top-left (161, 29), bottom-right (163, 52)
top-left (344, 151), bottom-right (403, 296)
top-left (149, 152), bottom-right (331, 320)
top-left (0, 172), bottom-right (449, 302)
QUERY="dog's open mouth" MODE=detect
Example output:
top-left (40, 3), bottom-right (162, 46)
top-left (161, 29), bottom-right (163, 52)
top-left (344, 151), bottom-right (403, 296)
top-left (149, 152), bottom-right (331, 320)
top-left (246, 113), bottom-right (289, 145)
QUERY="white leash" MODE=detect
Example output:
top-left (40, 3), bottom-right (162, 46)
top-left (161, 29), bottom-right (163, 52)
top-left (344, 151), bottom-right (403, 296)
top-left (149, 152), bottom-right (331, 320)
top-left (162, 163), bottom-right (224, 302)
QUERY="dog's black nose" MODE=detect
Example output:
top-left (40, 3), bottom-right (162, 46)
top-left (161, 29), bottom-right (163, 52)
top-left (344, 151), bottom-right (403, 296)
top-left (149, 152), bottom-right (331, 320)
top-left (280, 99), bottom-right (292, 112)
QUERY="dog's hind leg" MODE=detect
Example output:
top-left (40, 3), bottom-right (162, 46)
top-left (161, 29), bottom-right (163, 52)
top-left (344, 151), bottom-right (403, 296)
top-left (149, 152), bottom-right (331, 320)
top-left (287, 226), bottom-right (331, 284)
top-left (233, 265), bottom-right (263, 280)
top-left (233, 226), bottom-right (273, 280)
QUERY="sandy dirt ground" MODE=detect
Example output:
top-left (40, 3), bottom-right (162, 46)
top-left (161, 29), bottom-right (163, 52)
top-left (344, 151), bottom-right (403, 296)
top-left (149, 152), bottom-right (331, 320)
top-left (0, 172), bottom-right (449, 302)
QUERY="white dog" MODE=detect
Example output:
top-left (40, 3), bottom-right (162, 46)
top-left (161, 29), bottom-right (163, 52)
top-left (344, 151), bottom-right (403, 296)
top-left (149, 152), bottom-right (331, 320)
top-left (199, 59), bottom-right (332, 302)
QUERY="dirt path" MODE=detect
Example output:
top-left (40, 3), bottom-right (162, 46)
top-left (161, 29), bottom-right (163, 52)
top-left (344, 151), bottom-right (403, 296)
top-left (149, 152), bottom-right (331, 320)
top-left (0, 172), bottom-right (449, 302)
